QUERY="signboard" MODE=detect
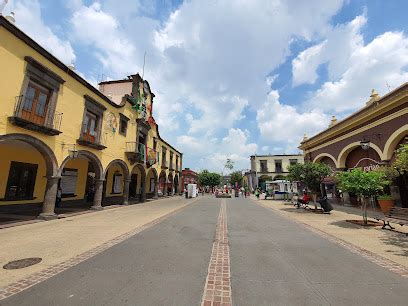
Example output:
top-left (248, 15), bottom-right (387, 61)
top-left (352, 158), bottom-right (381, 172)
top-left (146, 148), bottom-right (157, 167)
top-left (61, 169), bottom-right (78, 195)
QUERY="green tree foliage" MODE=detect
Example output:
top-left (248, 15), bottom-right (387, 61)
top-left (229, 171), bottom-right (243, 187)
top-left (337, 168), bottom-right (389, 224)
top-left (198, 170), bottom-right (221, 187)
top-left (394, 144), bottom-right (408, 174)
top-left (287, 163), bottom-right (304, 183)
top-left (300, 163), bottom-right (332, 194)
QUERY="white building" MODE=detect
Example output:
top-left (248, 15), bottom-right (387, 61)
top-left (249, 154), bottom-right (304, 190)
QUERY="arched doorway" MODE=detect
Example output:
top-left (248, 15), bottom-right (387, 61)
top-left (0, 134), bottom-right (58, 220)
top-left (58, 150), bottom-right (103, 211)
top-left (174, 174), bottom-right (179, 195)
top-left (129, 164), bottom-right (146, 203)
top-left (345, 147), bottom-right (382, 170)
top-left (146, 168), bottom-right (158, 199)
top-left (168, 173), bottom-right (174, 196)
top-left (159, 171), bottom-right (167, 196)
top-left (102, 159), bottom-right (130, 206)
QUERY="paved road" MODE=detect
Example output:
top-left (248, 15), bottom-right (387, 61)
top-left (2, 196), bottom-right (408, 305)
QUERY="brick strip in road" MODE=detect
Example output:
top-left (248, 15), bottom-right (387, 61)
top-left (255, 200), bottom-right (408, 278)
top-left (201, 199), bottom-right (232, 306)
top-left (0, 200), bottom-right (197, 301)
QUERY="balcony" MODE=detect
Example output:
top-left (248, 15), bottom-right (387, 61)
top-left (8, 95), bottom-right (62, 136)
top-left (169, 161), bottom-right (174, 171)
top-left (125, 142), bottom-right (145, 164)
top-left (259, 167), bottom-right (269, 173)
top-left (161, 160), bottom-right (169, 169)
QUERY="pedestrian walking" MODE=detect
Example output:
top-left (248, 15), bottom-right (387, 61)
top-left (55, 185), bottom-right (62, 208)
top-left (255, 188), bottom-right (260, 200)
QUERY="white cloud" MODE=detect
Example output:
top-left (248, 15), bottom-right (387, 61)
top-left (310, 31), bottom-right (408, 112)
top-left (262, 145), bottom-right (269, 152)
top-left (7, 0), bottom-right (76, 64)
top-left (292, 14), bottom-right (367, 87)
top-left (257, 91), bottom-right (329, 152)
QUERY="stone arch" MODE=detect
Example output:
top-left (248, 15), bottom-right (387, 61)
top-left (0, 133), bottom-right (58, 177)
top-left (313, 153), bottom-right (338, 168)
top-left (159, 170), bottom-right (167, 196)
top-left (174, 173), bottom-right (179, 194)
top-left (58, 150), bottom-right (103, 179)
top-left (337, 141), bottom-right (383, 168)
top-left (103, 159), bottom-right (130, 181)
top-left (146, 167), bottom-right (159, 198)
top-left (130, 164), bottom-right (147, 202)
top-left (383, 124), bottom-right (408, 160)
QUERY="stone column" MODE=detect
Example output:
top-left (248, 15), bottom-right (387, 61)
top-left (38, 176), bottom-right (60, 220)
top-left (140, 182), bottom-right (146, 202)
top-left (91, 179), bottom-right (104, 210)
top-left (153, 180), bottom-right (159, 199)
top-left (122, 179), bottom-right (131, 205)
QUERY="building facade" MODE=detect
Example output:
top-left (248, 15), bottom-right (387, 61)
top-left (299, 87), bottom-right (408, 207)
top-left (0, 16), bottom-right (182, 220)
top-left (249, 154), bottom-right (304, 190)
top-left (181, 168), bottom-right (197, 189)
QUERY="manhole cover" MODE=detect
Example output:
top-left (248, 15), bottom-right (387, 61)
top-left (3, 258), bottom-right (42, 270)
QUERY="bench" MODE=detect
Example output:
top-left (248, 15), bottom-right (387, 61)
top-left (376, 207), bottom-right (408, 233)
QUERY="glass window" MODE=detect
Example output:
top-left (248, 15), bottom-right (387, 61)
top-left (6, 161), bottom-right (38, 200)
top-left (119, 118), bottom-right (127, 135)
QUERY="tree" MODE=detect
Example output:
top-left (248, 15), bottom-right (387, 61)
top-left (198, 170), bottom-right (221, 189)
top-left (224, 158), bottom-right (234, 173)
top-left (337, 169), bottom-right (389, 224)
top-left (287, 163), bottom-right (304, 183)
top-left (230, 171), bottom-right (243, 187)
top-left (394, 144), bottom-right (408, 174)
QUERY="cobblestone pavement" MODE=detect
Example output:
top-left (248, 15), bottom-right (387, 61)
top-left (1, 196), bottom-right (407, 305)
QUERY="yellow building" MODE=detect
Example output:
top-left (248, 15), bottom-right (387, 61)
top-left (0, 16), bottom-right (182, 221)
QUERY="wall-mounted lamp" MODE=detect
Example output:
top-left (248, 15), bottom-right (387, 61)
top-left (62, 142), bottom-right (79, 159)
top-left (360, 140), bottom-right (371, 151)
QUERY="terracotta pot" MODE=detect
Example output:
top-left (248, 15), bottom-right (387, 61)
top-left (378, 199), bottom-right (395, 214)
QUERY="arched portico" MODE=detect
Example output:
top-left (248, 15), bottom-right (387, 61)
top-left (0, 134), bottom-right (59, 219)
top-left (174, 174), bottom-right (179, 195)
top-left (337, 141), bottom-right (383, 168)
top-left (313, 153), bottom-right (338, 168)
top-left (383, 124), bottom-right (408, 160)
top-left (159, 170), bottom-right (167, 196)
top-left (168, 173), bottom-right (174, 196)
top-left (146, 168), bottom-right (159, 199)
top-left (103, 159), bottom-right (130, 206)
top-left (58, 150), bottom-right (104, 210)
top-left (129, 164), bottom-right (146, 202)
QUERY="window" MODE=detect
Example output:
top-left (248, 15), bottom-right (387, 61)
top-left (5, 161), bottom-right (38, 200)
top-left (153, 139), bottom-right (157, 150)
top-left (275, 160), bottom-right (283, 173)
top-left (170, 152), bottom-right (174, 169)
top-left (290, 159), bottom-right (298, 166)
top-left (176, 156), bottom-right (179, 170)
top-left (82, 111), bottom-right (98, 143)
top-left (21, 81), bottom-right (51, 125)
top-left (119, 114), bottom-right (129, 136)
top-left (260, 160), bottom-right (268, 172)
top-left (78, 95), bottom-right (106, 150)
top-left (112, 172), bottom-right (123, 194)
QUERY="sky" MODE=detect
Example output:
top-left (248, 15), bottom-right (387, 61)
top-left (3, 0), bottom-right (408, 173)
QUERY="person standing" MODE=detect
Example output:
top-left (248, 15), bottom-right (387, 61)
top-left (55, 185), bottom-right (62, 208)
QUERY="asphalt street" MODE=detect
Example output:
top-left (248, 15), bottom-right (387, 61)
top-left (2, 196), bottom-right (408, 306)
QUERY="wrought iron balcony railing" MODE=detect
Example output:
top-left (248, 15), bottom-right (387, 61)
top-left (125, 142), bottom-right (145, 164)
top-left (9, 95), bottom-right (63, 135)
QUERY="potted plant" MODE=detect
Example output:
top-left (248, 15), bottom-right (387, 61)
top-left (377, 194), bottom-right (395, 213)
top-left (337, 168), bottom-right (389, 225)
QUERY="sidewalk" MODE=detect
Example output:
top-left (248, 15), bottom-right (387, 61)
top-left (255, 197), bottom-right (408, 269)
top-left (0, 196), bottom-right (195, 288)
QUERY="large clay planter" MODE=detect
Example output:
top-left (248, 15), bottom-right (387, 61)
top-left (378, 199), bottom-right (395, 214)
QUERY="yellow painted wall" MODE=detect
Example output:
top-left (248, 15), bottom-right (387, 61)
top-left (0, 24), bottom-right (182, 206)
top-left (105, 164), bottom-right (123, 197)
top-left (0, 143), bottom-right (46, 204)
top-left (61, 158), bottom-right (88, 201)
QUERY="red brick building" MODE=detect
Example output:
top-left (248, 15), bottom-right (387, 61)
top-left (182, 168), bottom-right (198, 189)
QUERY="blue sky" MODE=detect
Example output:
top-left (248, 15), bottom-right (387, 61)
top-left (4, 0), bottom-right (408, 173)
